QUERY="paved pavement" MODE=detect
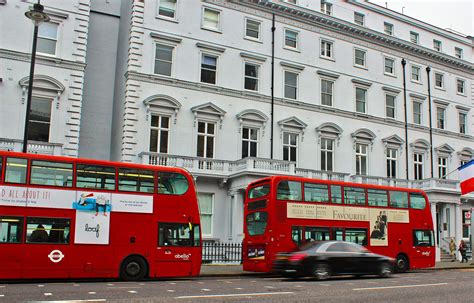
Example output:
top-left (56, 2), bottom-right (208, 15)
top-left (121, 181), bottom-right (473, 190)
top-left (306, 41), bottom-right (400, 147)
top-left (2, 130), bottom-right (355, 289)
top-left (200, 260), bottom-right (474, 277)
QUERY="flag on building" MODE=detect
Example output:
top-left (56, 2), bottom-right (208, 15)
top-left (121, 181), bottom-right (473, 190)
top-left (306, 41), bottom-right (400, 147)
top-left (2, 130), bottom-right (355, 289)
top-left (459, 159), bottom-right (474, 195)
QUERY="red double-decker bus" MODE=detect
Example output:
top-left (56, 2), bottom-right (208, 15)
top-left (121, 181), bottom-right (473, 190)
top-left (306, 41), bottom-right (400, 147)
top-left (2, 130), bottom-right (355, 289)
top-left (0, 151), bottom-right (201, 280)
top-left (243, 176), bottom-right (435, 273)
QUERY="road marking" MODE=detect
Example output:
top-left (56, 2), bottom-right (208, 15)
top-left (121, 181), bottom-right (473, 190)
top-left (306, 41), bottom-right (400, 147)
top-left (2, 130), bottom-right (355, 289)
top-left (0, 295), bottom-right (4, 297)
top-left (201, 289), bottom-right (211, 292)
top-left (295, 285), bottom-right (303, 288)
top-left (128, 290), bottom-right (137, 294)
top-left (346, 283), bottom-right (354, 285)
top-left (38, 285), bottom-right (45, 288)
top-left (353, 282), bottom-right (448, 291)
top-left (106, 286), bottom-right (142, 289)
top-left (88, 292), bottom-right (96, 295)
top-left (73, 284), bottom-right (80, 287)
top-left (235, 287), bottom-right (243, 290)
top-left (175, 291), bottom-right (295, 299)
top-left (0, 286), bottom-right (5, 288)
top-left (34, 300), bottom-right (106, 303)
top-left (265, 286), bottom-right (275, 289)
top-left (367, 281), bottom-right (379, 284)
top-left (44, 293), bottom-right (52, 296)
top-left (107, 283), bottom-right (114, 286)
top-left (169, 282), bottom-right (177, 285)
top-left (167, 290), bottom-right (175, 293)
top-left (198, 282), bottom-right (204, 284)
top-left (224, 281), bottom-right (233, 284)
top-left (320, 284), bottom-right (330, 287)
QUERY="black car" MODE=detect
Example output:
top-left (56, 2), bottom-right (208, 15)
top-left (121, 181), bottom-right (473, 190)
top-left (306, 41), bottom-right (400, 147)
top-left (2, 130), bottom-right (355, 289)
top-left (273, 241), bottom-right (395, 280)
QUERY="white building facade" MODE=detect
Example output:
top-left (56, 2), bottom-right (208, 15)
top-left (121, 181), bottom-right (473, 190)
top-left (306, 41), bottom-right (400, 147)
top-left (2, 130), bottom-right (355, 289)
top-left (1, 0), bottom-right (473, 260)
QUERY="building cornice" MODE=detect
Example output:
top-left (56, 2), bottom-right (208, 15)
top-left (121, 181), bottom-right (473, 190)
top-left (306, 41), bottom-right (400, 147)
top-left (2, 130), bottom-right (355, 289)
top-left (205, 0), bottom-right (473, 73)
top-left (0, 49), bottom-right (86, 71)
top-left (126, 70), bottom-right (473, 142)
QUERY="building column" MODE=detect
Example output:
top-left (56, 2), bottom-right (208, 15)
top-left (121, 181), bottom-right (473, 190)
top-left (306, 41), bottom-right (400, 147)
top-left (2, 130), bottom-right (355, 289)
top-left (431, 202), bottom-right (440, 262)
top-left (455, 203), bottom-right (462, 261)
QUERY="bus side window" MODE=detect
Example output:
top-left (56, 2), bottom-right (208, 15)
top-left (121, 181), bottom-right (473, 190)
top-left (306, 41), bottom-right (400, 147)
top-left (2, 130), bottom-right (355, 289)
top-left (390, 191), bottom-right (408, 208)
top-left (343, 187), bottom-right (366, 206)
top-left (157, 172), bottom-right (189, 195)
top-left (291, 226), bottom-right (302, 246)
top-left (367, 189), bottom-right (388, 207)
top-left (304, 183), bottom-right (328, 203)
top-left (118, 168), bottom-right (155, 193)
top-left (76, 164), bottom-right (116, 190)
top-left (0, 217), bottom-right (23, 243)
top-left (345, 228), bottom-right (368, 246)
top-left (5, 157), bottom-right (28, 184)
top-left (158, 223), bottom-right (194, 247)
top-left (410, 193), bottom-right (426, 209)
top-left (276, 181), bottom-right (302, 201)
top-left (30, 160), bottom-right (73, 187)
top-left (26, 217), bottom-right (70, 244)
top-left (0, 156), bottom-right (3, 182)
top-left (330, 185), bottom-right (342, 204)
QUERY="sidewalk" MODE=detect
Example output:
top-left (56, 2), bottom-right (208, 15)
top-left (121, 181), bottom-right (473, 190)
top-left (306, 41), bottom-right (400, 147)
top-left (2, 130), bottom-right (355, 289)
top-left (200, 261), bottom-right (474, 277)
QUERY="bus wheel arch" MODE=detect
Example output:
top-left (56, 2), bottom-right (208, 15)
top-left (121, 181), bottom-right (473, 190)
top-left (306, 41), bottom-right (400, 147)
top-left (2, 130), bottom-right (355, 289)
top-left (395, 253), bottom-right (409, 273)
top-left (120, 254), bottom-right (149, 281)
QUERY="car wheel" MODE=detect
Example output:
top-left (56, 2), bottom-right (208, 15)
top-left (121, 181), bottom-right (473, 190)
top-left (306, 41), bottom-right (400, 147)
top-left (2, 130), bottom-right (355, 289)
top-left (395, 255), bottom-right (408, 273)
top-left (312, 263), bottom-right (330, 281)
top-left (120, 256), bottom-right (148, 281)
top-left (378, 262), bottom-right (393, 278)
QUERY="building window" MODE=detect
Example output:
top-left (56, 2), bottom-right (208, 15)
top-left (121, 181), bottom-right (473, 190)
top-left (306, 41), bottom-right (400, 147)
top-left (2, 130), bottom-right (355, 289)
top-left (438, 157), bottom-right (447, 179)
top-left (355, 87), bottom-right (367, 113)
top-left (198, 193), bottom-right (213, 236)
top-left (354, 48), bottom-right (366, 67)
top-left (411, 65), bottom-right (421, 82)
top-left (385, 94), bottom-right (396, 119)
top-left (457, 79), bottom-right (465, 94)
top-left (455, 47), bottom-right (463, 59)
top-left (410, 31), bottom-right (419, 44)
top-left (284, 71), bottom-right (298, 99)
top-left (154, 43), bottom-right (173, 76)
top-left (433, 40), bottom-right (442, 52)
top-left (436, 107), bottom-right (445, 129)
top-left (200, 54), bottom-right (217, 84)
top-left (149, 115), bottom-right (170, 153)
top-left (434, 72), bottom-right (444, 88)
top-left (413, 101), bottom-right (422, 125)
top-left (355, 143), bottom-right (368, 176)
top-left (320, 40), bottom-right (333, 59)
top-left (244, 63), bottom-right (259, 91)
top-left (386, 148), bottom-right (397, 178)
top-left (283, 132), bottom-right (298, 162)
top-left (242, 127), bottom-right (258, 158)
top-left (321, 138), bottom-right (334, 172)
top-left (284, 29), bottom-right (298, 49)
top-left (245, 19), bottom-right (261, 40)
top-left (28, 97), bottom-right (52, 142)
top-left (158, 0), bottom-right (177, 19)
top-left (202, 7), bottom-right (220, 31)
top-left (197, 121), bottom-right (215, 158)
top-left (354, 12), bottom-right (364, 26)
top-left (414, 153), bottom-right (424, 180)
top-left (459, 112), bottom-right (467, 134)
top-left (321, 1), bottom-right (332, 15)
top-left (321, 79), bottom-right (333, 106)
top-left (37, 22), bottom-right (58, 56)
top-left (384, 57), bottom-right (395, 75)
top-left (384, 22), bottom-right (393, 35)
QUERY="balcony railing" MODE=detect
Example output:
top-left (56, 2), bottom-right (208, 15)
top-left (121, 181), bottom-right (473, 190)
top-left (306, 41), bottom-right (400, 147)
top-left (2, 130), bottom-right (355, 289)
top-left (0, 138), bottom-right (63, 155)
top-left (139, 152), bottom-right (462, 192)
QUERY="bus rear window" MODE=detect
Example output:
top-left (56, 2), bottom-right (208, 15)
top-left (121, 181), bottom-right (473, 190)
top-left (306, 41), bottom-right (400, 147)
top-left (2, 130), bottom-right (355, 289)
top-left (410, 193), bottom-right (426, 209)
top-left (5, 157), bottom-right (28, 184)
top-left (246, 212), bottom-right (267, 236)
top-left (277, 181), bottom-right (302, 201)
top-left (30, 160), bottom-right (73, 187)
top-left (157, 172), bottom-right (189, 195)
top-left (248, 184), bottom-right (270, 199)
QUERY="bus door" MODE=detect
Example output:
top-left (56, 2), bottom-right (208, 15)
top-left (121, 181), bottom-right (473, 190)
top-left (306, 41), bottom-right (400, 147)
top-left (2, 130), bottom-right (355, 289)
top-left (0, 216), bottom-right (24, 279)
top-left (22, 217), bottom-right (72, 278)
top-left (305, 227), bottom-right (330, 242)
top-left (332, 228), bottom-right (344, 241)
top-left (155, 223), bottom-right (194, 277)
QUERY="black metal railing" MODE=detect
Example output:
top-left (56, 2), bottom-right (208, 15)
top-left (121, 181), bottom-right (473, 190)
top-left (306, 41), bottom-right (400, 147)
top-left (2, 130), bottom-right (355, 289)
top-left (202, 242), bottom-right (242, 264)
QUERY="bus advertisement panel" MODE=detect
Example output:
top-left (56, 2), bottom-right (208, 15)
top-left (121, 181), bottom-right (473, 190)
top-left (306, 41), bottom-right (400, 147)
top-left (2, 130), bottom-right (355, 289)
top-left (243, 176), bottom-right (435, 273)
top-left (0, 151), bottom-right (202, 280)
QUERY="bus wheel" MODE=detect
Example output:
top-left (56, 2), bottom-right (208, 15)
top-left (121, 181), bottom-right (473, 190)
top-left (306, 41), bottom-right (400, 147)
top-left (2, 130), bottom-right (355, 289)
top-left (121, 256), bottom-right (148, 281)
top-left (312, 263), bottom-right (330, 281)
top-left (395, 254), bottom-right (408, 273)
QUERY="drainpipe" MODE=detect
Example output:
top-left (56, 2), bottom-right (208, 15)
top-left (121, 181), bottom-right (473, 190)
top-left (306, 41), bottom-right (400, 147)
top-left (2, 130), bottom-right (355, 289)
top-left (270, 13), bottom-right (275, 160)
top-left (426, 67), bottom-right (434, 178)
top-left (401, 59), bottom-right (409, 180)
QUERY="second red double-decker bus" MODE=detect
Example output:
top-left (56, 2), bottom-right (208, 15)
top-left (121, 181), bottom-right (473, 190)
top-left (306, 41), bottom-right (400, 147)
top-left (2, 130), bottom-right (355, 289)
top-left (243, 176), bottom-right (435, 273)
top-left (0, 151), bottom-right (201, 280)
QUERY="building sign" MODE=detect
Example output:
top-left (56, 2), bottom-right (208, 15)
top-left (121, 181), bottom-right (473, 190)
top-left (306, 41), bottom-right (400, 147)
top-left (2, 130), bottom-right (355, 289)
top-left (287, 203), bottom-right (409, 246)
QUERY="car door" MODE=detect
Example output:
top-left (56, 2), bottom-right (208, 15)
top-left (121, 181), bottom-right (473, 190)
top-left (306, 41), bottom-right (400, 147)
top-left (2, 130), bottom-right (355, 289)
top-left (325, 243), bottom-right (354, 274)
top-left (347, 243), bottom-right (376, 274)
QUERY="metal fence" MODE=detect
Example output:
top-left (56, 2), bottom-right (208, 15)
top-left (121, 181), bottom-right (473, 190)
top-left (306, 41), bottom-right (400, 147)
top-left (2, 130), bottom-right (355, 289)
top-left (202, 242), bottom-right (242, 264)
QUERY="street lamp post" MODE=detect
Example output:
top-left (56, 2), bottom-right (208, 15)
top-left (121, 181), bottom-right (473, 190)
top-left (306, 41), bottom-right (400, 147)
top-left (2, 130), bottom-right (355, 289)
top-left (22, 2), bottom-right (50, 153)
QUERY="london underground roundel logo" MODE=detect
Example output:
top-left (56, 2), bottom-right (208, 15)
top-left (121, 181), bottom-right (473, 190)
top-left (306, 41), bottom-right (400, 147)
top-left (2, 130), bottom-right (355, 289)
top-left (48, 250), bottom-right (65, 263)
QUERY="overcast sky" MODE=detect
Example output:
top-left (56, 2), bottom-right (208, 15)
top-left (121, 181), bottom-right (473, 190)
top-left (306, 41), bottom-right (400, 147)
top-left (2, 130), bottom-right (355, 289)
top-left (369, 0), bottom-right (473, 36)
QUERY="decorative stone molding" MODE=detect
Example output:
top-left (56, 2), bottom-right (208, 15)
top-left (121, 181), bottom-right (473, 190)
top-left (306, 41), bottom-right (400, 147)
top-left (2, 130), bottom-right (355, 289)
top-left (382, 86), bottom-right (401, 94)
top-left (410, 139), bottom-right (430, 156)
top-left (435, 143), bottom-right (455, 156)
top-left (191, 102), bottom-right (226, 129)
top-left (280, 61), bottom-right (305, 71)
top-left (143, 95), bottom-right (182, 123)
top-left (18, 75), bottom-right (65, 108)
top-left (0, 49), bottom-right (85, 71)
top-left (317, 70), bottom-right (340, 79)
top-left (351, 128), bottom-right (376, 150)
top-left (315, 122), bottom-right (343, 145)
top-left (351, 79), bottom-right (372, 87)
top-left (433, 99), bottom-right (449, 107)
top-left (455, 105), bottom-right (470, 112)
top-left (409, 93), bottom-right (427, 100)
top-left (240, 52), bottom-right (267, 62)
top-left (382, 134), bottom-right (405, 154)
top-left (236, 109), bottom-right (268, 136)
top-left (457, 147), bottom-right (473, 162)
top-left (278, 116), bottom-right (307, 141)
top-left (44, 9), bottom-right (69, 19)
top-left (196, 42), bottom-right (225, 53)
top-left (150, 32), bottom-right (182, 44)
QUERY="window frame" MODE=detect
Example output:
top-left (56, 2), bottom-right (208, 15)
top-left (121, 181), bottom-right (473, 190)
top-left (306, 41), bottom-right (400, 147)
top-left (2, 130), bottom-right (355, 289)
top-left (201, 6), bottom-right (221, 32)
top-left (354, 48), bottom-right (367, 68)
top-left (149, 114), bottom-right (171, 154)
top-left (355, 86), bottom-right (367, 114)
top-left (244, 17), bottom-right (261, 41)
top-left (456, 78), bottom-right (465, 95)
top-left (75, 163), bottom-right (116, 191)
top-left (458, 112), bottom-right (467, 134)
top-left (438, 156), bottom-right (447, 179)
top-left (29, 159), bottom-right (74, 188)
top-left (454, 47), bottom-right (463, 59)
top-left (320, 137), bottom-right (334, 172)
top-left (386, 148), bottom-right (397, 179)
top-left (385, 94), bottom-right (396, 119)
top-left (354, 12), bottom-right (365, 26)
top-left (157, 0), bottom-right (178, 21)
top-left (433, 39), bottom-right (442, 52)
top-left (0, 216), bottom-right (24, 244)
top-left (384, 22), bottom-right (393, 35)
top-left (26, 216), bottom-right (71, 244)
top-left (434, 72), bottom-right (444, 89)
top-left (436, 106), bottom-right (446, 130)
top-left (198, 192), bottom-right (214, 237)
top-left (320, 78), bottom-right (334, 107)
top-left (158, 222), bottom-right (201, 247)
top-left (243, 61), bottom-right (260, 92)
top-left (412, 100), bottom-right (423, 125)
top-left (355, 143), bottom-right (368, 176)
top-left (200, 53), bottom-right (218, 85)
top-left (413, 153), bottom-right (424, 180)
top-left (321, 1), bottom-right (332, 15)
top-left (4, 157), bottom-right (28, 185)
top-left (28, 96), bottom-right (53, 143)
top-left (410, 31), bottom-right (419, 44)
top-left (320, 39), bottom-right (334, 60)
top-left (284, 28), bottom-right (299, 50)
top-left (411, 65), bottom-right (421, 83)
top-left (384, 57), bottom-right (395, 76)
top-left (283, 70), bottom-right (299, 100)
top-left (154, 42), bottom-right (174, 77)
top-left (282, 132), bottom-right (298, 163)
top-left (118, 168), bottom-right (155, 194)
top-left (37, 22), bottom-right (59, 57)
top-left (196, 120), bottom-right (216, 159)
top-left (241, 127), bottom-right (259, 158)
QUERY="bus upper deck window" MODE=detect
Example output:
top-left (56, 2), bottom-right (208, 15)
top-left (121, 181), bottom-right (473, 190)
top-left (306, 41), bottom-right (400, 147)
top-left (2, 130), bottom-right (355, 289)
top-left (5, 157), bottom-right (28, 184)
top-left (0, 156), bottom-right (3, 182)
top-left (410, 193), bottom-right (426, 209)
top-left (157, 172), bottom-right (189, 195)
top-left (248, 184), bottom-right (270, 199)
top-left (118, 168), bottom-right (154, 193)
top-left (76, 164), bottom-right (116, 190)
top-left (390, 191), bottom-right (408, 208)
top-left (277, 181), bottom-right (301, 201)
top-left (30, 160), bottom-right (73, 187)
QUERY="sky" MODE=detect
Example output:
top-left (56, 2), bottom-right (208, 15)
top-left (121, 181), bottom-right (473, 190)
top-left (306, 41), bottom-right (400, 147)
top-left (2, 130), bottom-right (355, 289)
top-left (369, 0), bottom-right (473, 36)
